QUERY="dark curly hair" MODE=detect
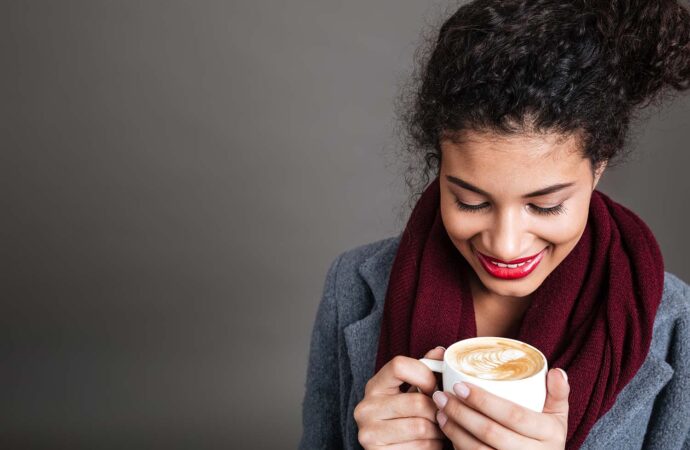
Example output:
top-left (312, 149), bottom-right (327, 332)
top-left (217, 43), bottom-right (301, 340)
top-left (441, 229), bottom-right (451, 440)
top-left (396, 0), bottom-right (690, 209)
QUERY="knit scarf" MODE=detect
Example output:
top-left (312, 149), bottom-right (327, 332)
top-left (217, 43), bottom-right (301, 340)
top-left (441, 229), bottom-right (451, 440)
top-left (374, 176), bottom-right (664, 449)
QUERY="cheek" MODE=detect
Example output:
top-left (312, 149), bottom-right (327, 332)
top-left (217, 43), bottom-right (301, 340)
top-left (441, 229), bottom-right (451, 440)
top-left (440, 203), bottom-right (485, 242)
top-left (538, 204), bottom-right (589, 245)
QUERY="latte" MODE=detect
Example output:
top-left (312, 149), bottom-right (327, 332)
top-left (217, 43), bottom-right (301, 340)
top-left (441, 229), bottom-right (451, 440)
top-left (447, 337), bottom-right (544, 381)
top-left (419, 336), bottom-right (548, 411)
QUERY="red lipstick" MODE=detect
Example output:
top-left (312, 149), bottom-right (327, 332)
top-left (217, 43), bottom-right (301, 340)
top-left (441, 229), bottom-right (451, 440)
top-left (475, 247), bottom-right (547, 280)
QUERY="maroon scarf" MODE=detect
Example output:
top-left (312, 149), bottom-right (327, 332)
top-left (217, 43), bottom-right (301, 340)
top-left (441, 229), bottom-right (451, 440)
top-left (374, 176), bottom-right (664, 449)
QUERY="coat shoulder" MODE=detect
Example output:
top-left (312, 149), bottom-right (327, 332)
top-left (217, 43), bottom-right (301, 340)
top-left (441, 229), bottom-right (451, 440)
top-left (326, 235), bottom-right (401, 326)
top-left (656, 271), bottom-right (690, 328)
top-left (661, 271), bottom-right (690, 310)
top-left (335, 236), bottom-right (401, 275)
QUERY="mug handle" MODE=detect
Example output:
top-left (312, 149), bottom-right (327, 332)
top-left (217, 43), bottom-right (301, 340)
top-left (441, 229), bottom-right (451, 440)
top-left (419, 358), bottom-right (444, 373)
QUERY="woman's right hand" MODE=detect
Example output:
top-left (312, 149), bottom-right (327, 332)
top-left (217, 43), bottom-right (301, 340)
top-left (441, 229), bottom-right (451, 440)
top-left (353, 346), bottom-right (446, 449)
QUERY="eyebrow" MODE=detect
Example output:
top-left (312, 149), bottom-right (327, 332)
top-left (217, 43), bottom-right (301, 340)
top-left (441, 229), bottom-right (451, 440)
top-left (445, 175), bottom-right (575, 199)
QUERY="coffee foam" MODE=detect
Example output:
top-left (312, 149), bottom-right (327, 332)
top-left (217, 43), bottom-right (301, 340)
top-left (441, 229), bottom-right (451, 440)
top-left (448, 338), bottom-right (544, 381)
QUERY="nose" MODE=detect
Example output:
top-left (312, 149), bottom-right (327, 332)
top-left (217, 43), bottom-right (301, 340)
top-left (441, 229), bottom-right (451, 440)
top-left (485, 207), bottom-right (527, 261)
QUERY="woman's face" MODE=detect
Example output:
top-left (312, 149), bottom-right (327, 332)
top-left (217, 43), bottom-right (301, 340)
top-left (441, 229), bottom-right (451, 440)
top-left (439, 130), bottom-right (605, 299)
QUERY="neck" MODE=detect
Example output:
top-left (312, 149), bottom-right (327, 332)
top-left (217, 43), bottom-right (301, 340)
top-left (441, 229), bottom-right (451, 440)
top-left (469, 274), bottom-right (532, 338)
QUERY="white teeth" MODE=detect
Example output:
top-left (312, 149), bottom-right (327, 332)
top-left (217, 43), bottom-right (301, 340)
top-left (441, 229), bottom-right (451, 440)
top-left (490, 261), bottom-right (527, 268)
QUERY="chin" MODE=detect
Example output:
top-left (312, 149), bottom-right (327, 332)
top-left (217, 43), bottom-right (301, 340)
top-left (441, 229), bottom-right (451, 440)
top-left (479, 275), bottom-right (541, 299)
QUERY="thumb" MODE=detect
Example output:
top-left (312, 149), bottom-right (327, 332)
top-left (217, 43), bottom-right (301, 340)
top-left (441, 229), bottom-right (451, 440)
top-left (542, 368), bottom-right (570, 417)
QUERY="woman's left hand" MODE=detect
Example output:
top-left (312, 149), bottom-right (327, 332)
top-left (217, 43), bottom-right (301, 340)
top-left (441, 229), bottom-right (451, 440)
top-left (432, 368), bottom-right (570, 450)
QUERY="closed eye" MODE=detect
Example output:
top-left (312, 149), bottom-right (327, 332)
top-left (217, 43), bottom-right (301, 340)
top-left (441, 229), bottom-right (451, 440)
top-left (454, 199), bottom-right (489, 212)
top-left (454, 199), bottom-right (566, 216)
top-left (528, 203), bottom-right (566, 215)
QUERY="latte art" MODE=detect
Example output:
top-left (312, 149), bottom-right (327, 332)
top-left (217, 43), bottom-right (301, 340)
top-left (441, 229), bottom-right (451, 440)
top-left (449, 339), bottom-right (544, 380)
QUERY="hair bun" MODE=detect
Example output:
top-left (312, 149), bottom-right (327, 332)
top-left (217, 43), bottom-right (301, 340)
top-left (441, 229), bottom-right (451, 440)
top-left (589, 0), bottom-right (690, 105)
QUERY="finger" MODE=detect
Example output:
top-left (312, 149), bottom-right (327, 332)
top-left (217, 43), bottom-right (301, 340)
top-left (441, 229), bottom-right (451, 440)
top-left (446, 381), bottom-right (551, 440)
top-left (436, 390), bottom-right (531, 450)
top-left (423, 346), bottom-right (445, 360)
top-left (411, 346), bottom-right (444, 393)
top-left (436, 410), bottom-right (495, 450)
top-left (376, 392), bottom-right (439, 422)
top-left (364, 417), bottom-right (444, 445)
top-left (409, 346), bottom-right (443, 393)
top-left (542, 368), bottom-right (570, 419)
top-left (366, 355), bottom-right (439, 397)
top-left (381, 439), bottom-right (443, 450)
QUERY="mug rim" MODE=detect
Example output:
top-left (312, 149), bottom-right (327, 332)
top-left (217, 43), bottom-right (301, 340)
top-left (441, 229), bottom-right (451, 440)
top-left (443, 336), bottom-right (547, 382)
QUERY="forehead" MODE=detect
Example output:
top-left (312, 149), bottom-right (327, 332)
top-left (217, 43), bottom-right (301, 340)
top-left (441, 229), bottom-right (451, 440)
top-left (441, 130), bottom-right (588, 174)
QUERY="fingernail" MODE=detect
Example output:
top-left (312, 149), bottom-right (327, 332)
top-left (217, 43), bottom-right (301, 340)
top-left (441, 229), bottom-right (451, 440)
top-left (436, 410), bottom-right (448, 427)
top-left (435, 345), bottom-right (446, 350)
top-left (432, 391), bottom-right (448, 409)
top-left (453, 382), bottom-right (470, 398)
top-left (557, 368), bottom-right (568, 383)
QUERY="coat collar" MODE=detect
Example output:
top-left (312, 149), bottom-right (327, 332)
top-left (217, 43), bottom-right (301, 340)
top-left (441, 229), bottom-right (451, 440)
top-left (343, 237), bottom-right (399, 394)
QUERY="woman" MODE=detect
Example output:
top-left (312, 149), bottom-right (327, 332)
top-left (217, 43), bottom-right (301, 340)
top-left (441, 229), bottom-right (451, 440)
top-left (300, 0), bottom-right (690, 449)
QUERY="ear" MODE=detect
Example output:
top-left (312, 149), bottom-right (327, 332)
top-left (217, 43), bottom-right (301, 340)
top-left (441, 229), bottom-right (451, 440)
top-left (593, 160), bottom-right (607, 190)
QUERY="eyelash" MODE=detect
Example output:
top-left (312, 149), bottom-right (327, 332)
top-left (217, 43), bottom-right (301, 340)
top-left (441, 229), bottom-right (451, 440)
top-left (453, 199), bottom-right (566, 216)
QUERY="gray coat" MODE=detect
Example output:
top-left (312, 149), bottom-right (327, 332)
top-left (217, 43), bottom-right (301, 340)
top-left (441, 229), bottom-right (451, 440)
top-left (299, 236), bottom-right (690, 449)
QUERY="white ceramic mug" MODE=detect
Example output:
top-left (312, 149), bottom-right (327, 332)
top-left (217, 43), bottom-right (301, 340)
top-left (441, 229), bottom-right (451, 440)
top-left (419, 336), bottom-right (548, 412)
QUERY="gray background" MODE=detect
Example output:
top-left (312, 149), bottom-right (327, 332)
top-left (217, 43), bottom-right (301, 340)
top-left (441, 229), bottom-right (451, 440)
top-left (3, 1), bottom-right (688, 449)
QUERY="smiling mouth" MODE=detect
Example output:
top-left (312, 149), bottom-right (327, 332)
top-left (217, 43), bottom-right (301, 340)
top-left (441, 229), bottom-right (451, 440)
top-left (474, 247), bottom-right (548, 280)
